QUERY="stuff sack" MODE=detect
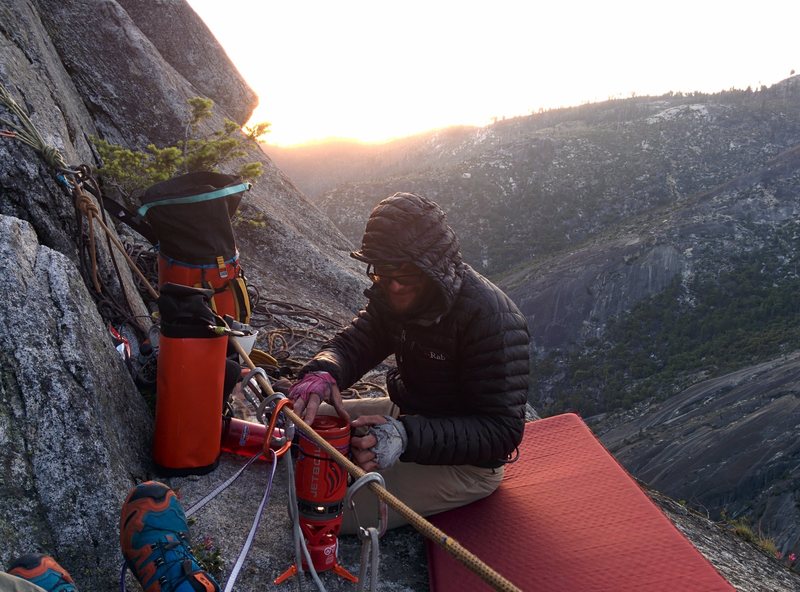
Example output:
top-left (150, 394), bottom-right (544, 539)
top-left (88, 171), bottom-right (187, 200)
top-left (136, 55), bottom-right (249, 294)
top-left (139, 172), bottom-right (251, 323)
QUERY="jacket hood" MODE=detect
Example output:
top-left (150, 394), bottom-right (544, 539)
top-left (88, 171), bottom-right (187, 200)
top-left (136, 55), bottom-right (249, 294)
top-left (352, 192), bottom-right (464, 322)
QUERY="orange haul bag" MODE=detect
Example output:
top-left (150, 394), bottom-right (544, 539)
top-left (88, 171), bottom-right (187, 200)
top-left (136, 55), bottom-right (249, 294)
top-left (152, 284), bottom-right (228, 476)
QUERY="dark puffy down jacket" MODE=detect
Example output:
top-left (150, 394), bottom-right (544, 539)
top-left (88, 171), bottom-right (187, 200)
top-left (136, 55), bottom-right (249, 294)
top-left (302, 193), bottom-right (530, 466)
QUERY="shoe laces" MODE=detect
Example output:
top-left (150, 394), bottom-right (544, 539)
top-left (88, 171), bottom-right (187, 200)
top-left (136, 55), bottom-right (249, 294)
top-left (146, 532), bottom-right (204, 591)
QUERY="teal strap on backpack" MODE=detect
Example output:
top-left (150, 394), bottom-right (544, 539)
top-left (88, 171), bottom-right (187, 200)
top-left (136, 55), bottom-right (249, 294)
top-left (137, 182), bottom-right (250, 216)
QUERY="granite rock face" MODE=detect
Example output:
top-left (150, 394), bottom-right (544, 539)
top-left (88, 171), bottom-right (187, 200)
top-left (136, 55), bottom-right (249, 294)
top-left (2, 0), bottom-right (364, 318)
top-left (649, 488), bottom-right (800, 592)
top-left (503, 236), bottom-right (686, 353)
top-left (502, 139), bottom-right (800, 358)
top-left (596, 355), bottom-right (800, 560)
top-left (116, 0), bottom-right (258, 125)
top-left (0, 215), bottom-right (151, 585)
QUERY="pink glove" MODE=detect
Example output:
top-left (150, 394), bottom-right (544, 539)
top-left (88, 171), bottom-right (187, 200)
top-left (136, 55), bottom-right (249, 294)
top-left (289, 371), bottom-right (337, 404)
top-left (288, 371), bottom-right (348, 425)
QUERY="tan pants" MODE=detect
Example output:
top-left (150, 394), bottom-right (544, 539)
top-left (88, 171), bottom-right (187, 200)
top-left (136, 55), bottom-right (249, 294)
top-left (0, 573), bottom-right (47, 592)
top-left (319, 397), bottom-right (504, 535)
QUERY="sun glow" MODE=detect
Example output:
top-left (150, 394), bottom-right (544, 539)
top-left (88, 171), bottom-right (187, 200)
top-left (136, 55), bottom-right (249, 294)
top-left (187, 0), bottom-right (799, 147)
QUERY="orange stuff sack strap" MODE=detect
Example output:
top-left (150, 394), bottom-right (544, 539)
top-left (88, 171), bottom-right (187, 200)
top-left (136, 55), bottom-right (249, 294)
top-left (158, 253), bottom-right (240, 288)
top-left (158, 254), bottom-right (250, 323)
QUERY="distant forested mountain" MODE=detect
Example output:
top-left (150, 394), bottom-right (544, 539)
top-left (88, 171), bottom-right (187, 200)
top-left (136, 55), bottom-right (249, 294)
top-left (273, 83), bottom-right (800, 273)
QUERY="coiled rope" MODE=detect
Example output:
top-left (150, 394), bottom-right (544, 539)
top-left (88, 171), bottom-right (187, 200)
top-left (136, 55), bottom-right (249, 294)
top-left (70, 177), bottom-right (159, 300)
top-left (244, 297), bottom-right (388, 397)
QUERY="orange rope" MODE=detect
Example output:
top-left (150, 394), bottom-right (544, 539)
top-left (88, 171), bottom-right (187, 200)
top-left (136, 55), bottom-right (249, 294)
top-left (72, 183), bottom-right (102, 293)
top-left (70, 179), bottom-right (159, 300)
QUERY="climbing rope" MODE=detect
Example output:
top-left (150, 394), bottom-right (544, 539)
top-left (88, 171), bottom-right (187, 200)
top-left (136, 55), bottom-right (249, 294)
top-left (243, 299), bottom-right (388, 398)
top-left (249, 299), bottom-right (341, 363)
top-left (123, 243), bottom-right (159, 295)
top-left (72, 178), bottom-right (103, 293)
top-left (70, 176), bottom-right (159, 300)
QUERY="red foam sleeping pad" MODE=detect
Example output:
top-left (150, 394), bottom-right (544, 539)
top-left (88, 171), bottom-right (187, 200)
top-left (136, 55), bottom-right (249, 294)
top-left (426, 413), bottom-right (734, 591)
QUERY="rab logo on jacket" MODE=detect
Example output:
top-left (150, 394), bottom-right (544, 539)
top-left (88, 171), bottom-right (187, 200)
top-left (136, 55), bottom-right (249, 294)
top-left (425, 350), bottom-right (447, 361)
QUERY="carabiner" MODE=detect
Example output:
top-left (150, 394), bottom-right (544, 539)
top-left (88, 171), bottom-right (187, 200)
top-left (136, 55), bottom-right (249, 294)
top-left (259, 394), bottom-right (293, 458)
top-left (345, 472), bottom-right (389, 538)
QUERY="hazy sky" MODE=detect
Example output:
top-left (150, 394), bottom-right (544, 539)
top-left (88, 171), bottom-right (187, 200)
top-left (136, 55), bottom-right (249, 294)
top-left (187, 1), bottom-right (798, 146)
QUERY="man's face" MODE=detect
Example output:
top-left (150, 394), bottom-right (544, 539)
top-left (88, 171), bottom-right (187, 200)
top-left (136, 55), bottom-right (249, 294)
top-left (368, 263), bottom-right (431, 315)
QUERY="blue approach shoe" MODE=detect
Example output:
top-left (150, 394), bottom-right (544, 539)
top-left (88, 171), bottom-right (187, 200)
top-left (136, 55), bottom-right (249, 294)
top-left (7, 553), bottom-right (77, 591)
top-left (120, 481), bottom-right (220, 592)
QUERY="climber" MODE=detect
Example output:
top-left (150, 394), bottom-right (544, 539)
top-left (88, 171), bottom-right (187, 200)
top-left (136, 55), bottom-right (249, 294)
top-left (288, 192), bottom-right (530, 533)
top-left (1, 481), bottom-right (220, 592)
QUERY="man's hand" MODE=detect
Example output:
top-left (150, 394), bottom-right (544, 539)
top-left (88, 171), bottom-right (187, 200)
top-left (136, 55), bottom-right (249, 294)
top-left (351, 415), bottom-right (407, 471)
top-left (288, 371), bottom-right (349, 425)
top-left (350, 415), bottom-right (385, 472)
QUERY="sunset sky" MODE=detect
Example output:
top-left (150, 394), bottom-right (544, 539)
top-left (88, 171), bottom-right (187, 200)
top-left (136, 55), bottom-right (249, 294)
top-left (187, 1), bottom-right (798, 147)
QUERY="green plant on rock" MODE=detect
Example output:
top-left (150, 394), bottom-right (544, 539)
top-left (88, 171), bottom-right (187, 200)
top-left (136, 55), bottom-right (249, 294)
top-left (92, 97), bottom-right (269, 197)
top-left (235, 210), bottom-right (269, 230)
top-left (191, 535), bottom-right (224, 578)
top-left (725, 515), bottom-right (781, 558)
top-left (729, 517), bottom-right (757, 543)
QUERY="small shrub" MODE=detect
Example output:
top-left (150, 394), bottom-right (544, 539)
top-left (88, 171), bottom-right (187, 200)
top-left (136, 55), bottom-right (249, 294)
top-left (730, 518), bottom-right (756, 543)
top-left (92, 97), bottom-right (269, 198)
top-left (758, 536), bottom-right (779, 557)
top-left (726, 516), bottom-right (783, 559)
top-left (192, 535), bottom-right (224, 578)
